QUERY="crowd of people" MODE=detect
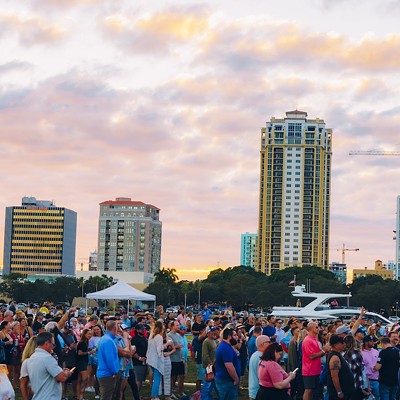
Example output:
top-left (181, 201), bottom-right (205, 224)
top-left (0, 301), bottom-right (399, 400)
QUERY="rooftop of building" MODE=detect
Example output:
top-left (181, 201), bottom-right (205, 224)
top-left (100, 197), bottom-right (160, 210)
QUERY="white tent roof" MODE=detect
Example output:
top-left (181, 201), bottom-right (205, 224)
top-left (86, 280), bottom-right (155, 301)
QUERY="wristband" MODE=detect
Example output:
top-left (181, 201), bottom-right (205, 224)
top-left (337, 391), bottom-right (343, 395)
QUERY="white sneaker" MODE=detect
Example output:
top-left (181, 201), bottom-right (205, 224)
top-left (86, 387), bottom-right (95, 392)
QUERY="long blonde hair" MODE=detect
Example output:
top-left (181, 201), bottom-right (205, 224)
top-left (22, 336), bottom-right (38, 362)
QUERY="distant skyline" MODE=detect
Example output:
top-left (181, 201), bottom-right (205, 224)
top-left (2, 1), bottom-right (400, 280)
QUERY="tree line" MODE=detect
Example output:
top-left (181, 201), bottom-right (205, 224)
top-left (144, 266), bottom-right (400, 314)
top-left (1, 266), bottom-right (399, 313)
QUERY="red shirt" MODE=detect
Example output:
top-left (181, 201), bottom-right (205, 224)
top-left (301, 334), bottom-right (321, 376)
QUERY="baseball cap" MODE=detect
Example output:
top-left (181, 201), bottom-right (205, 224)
top-left (36, 312), bottom-right (45, 317)
top-left (121, 324), bottom-right (130, 330)
top-left (89, 315), bottom-right (99, 320)
top-left (330, 334), bottom-right (345, 346)
top-left (179, 325), bottom-right (187, 330)
top-left (64, 322), bottom-right (73, 330)
top-left (206, 326), bottom-right (217, 333)
top-left (135, 323), bottom-right (145, 330)
top-left (336, 325), bottom-right (350, 335)
top-left (363, 335), bottom-right (374, 343)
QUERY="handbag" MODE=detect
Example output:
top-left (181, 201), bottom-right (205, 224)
top-left (205, 364), bottom-right (215, 382)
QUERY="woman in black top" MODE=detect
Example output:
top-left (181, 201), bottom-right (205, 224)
top-left (76, 328), bottom-right (95, 400)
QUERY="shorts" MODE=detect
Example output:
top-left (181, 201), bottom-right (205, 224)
top-left (88, 355), bottom-right (98, 366)
top-left (171, 361), bottom-right (185, 376)
top-left (133, 365), bottom-right (147, 382)
top-left (303, 375), bottom-right (319, 390)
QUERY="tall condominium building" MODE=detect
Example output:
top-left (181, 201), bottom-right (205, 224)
top-left (3, 197), bottom-right (77, 276)
top-left (257, 110), bottom-right (332, 274)
top-left (97, 197), bottom-right (162, 273)
top-left (240, 232), bottom-right (258, 268)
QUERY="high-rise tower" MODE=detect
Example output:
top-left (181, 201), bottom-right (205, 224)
top-left (3, 197), bottom-right (77, 276)
top-left (97, 197), bottom-right (162, 273)
top-left (257, 110), bottom-right (332, 274)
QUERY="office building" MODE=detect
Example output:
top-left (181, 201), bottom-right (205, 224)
top-left (3, 197), bottom-right (77, 276)
top-left (97, 197), bottom-right (162, 273)
top-left (257, 110), bottom-right (332, 274)
top-left (240, 232), bottom-right (258, 268)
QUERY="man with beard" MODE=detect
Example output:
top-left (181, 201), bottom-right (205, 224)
top-left (215, 328), bottom-right (240, 400)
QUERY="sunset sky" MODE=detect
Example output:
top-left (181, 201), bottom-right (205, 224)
top-left (1, 0), bottom-right (400, 280)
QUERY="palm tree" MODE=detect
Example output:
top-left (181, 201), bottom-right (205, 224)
top-left (154, 268), bottom-right (179, 285)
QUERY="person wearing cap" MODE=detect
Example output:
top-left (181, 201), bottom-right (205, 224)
top-left (335, 325), bottom-right (351, 337)
top-left (32, 312), bottom-right (46, 335)
top-left (59, 321), bottom-right (79, 400)
top-left (374, 336), bottom-right (400, 400)
top-left (131, 323), bottom-right (148, 391)
top-left (248, 335), bottom-right (270, 400)
top-left (327, 334), bottom-right (355, 400)
top-left (113, 322), bottom-right (137, 400)
top-left (201, 326), bottom-right (217, 400)
top-left (361, 335), bottom-right (380, 400)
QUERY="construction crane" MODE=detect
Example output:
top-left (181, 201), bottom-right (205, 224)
top-left (349, 150), bottom-right (400, 156)
top-left (337, 243), bottom-right (359, 264)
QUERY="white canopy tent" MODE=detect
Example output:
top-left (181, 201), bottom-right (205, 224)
top-left (86, 280), bottom-right (156, 313)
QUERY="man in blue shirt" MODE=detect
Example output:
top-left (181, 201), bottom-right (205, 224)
top-left (97, 320), bottom-right (120, 400)
top-left (201, 305), bottom-right (212, 322)
top-left (262, 315), bottom-right (277, 342)
top-left (215, 328), bottom-right (240, 400)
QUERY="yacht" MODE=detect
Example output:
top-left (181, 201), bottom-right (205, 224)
top-left (270, 285), bottom-right (392, 325)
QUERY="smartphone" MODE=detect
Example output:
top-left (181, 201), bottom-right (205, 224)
top-left (293, 368), bottom-right (299, 374)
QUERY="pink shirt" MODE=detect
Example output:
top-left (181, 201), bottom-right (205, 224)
top-left (258, 360), bottom-right (290, 389)
top-left (302, 334), bottom-right (321, 376)
top-left (361, 348), bottom-right (379, 380)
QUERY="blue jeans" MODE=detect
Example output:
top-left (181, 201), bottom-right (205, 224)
top-left (370, 380), bottom-right (380, 400)
top-left (215, 379), bottom-right (238, 400)
top-left (379, 383), bottom-right (397, 400)
top-left (202, 371), bottom-right (216, 400)
top-left (151, 367), bottom-right (162, 398)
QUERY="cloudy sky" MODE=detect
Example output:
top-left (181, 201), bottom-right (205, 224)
top-left (1, 0), bottom-right (400, 281)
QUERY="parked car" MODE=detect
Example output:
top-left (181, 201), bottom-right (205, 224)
top-left (389, 315), bottom-right (400, 323)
